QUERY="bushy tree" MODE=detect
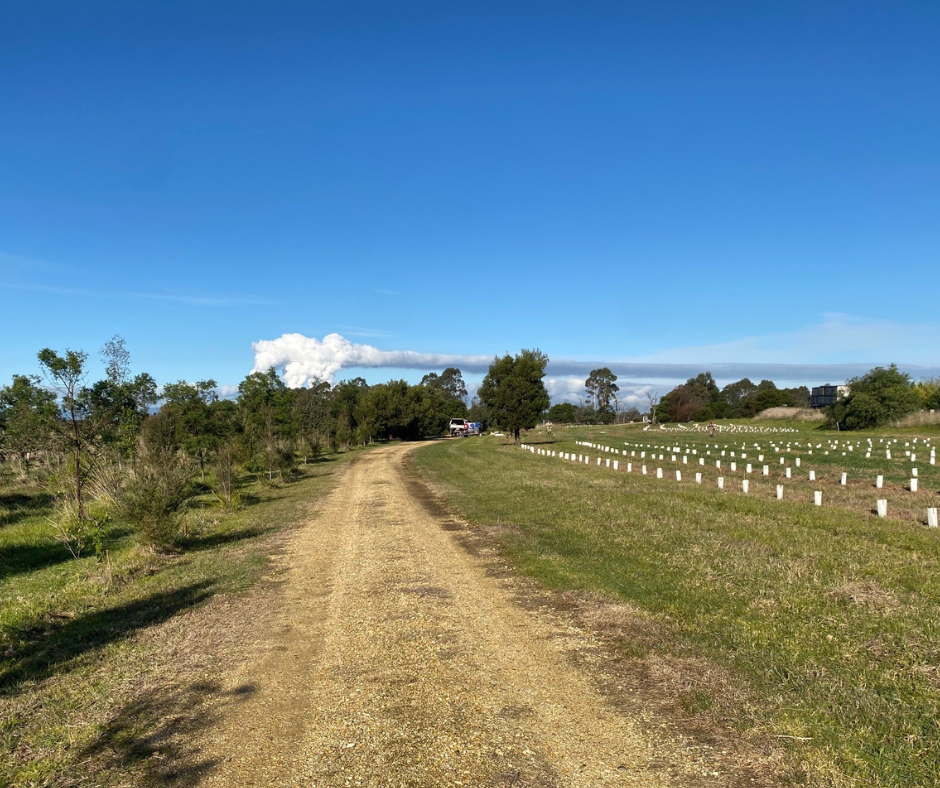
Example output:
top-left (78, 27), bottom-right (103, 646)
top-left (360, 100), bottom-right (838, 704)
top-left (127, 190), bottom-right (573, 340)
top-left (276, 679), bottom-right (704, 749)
top-left (238, 368), bottom-right (296, 480)
top-left (117, 411), bottom-right (194, 549)
top-left (162, 379), bottom-right (224, 482)
top-left (915, 377), bottom-right (940, 410)
top-left (422, 368), bottom-right (469, 424)
top-left (827, 365), bottom-right (921, 429)
top-left (548, 402), bottom-right (576, 423)
top-left (332, 378), bottom-right (369, 450)
top-left (721, 378), bottom-right (757, 415)
top-left (658, 372), bottom-right (726, 422)
top-left (84, 336), bottom-right (158, 457)
top-left (584, 368), bottom-right (619, 418)
top-left (467, 397), bottom-right (489, 429)
top-left (292, 380), bottom-right (334, 462)
top-left (0, 374), bottom-right (57, 474)
top-left (478, 350), bottom-right (550, 442)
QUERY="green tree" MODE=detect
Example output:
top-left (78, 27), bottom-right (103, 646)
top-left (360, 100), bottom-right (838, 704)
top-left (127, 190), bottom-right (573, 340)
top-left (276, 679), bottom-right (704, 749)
top-left (548, 402), bottom-right (576, 423)
top-left (0, 374), bottom-right (58, 474)
top-left (292, 380), bottom-right (334, 462)
top-left (85, 336), bottom-right (158, 456)
top-left (117, 409), bottom-right (194, 550)
top-left (584, 368), bottom-right (619, 417)
top-left (722, 378), bottom-right (757, 417)
top-left (827, 365), bottom-right (921, 429)
top-left (478, 350), bottom-right (550, 442)
top-left (422, 368), bottom-right (469, 424)
top-left (915, 377), bottom-right (940, 410)
top-left (162, 379), bottom-right (220, 482)
top-left (467, 397), bottom-right (489, 429)
top-left (237, 368), bottom-right (296, 480)
top-left (422, 367), bottom-right (468, 401)
top-left (37, 348), bottom-right (96, 523)
top-left (331, 378), bottom-right (369, 450)
top-left (658, 372), bottom-right (727, 423)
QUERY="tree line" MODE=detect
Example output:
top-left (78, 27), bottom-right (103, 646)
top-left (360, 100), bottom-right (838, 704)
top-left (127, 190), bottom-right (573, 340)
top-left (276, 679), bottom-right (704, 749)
top-left (0, 338), bottom-right (472, 556)
top-left (655, 373), bottom-right (810, 423)
top-left (0, 339), bottom-right (559, 557)
top-left (650, 366), bottom-right (940, 429)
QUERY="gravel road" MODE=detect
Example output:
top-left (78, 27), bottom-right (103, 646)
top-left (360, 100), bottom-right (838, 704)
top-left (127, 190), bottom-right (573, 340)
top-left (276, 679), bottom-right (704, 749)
top-left (198, 443), bottom-right (732, 787)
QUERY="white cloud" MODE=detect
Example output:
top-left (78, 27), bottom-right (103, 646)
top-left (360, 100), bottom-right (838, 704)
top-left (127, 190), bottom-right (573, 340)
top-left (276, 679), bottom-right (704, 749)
top-left (252, 332), bottom-right (492, 388)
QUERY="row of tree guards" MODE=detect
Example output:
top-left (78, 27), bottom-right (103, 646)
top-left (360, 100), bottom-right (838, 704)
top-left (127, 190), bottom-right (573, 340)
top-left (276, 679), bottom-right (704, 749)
top-left (519, 443), bottom-right (940, 529)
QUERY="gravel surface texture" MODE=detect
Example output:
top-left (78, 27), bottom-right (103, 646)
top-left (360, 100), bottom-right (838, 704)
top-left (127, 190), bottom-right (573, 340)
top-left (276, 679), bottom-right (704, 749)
top-left (198, 443), bottom-right (744, 787)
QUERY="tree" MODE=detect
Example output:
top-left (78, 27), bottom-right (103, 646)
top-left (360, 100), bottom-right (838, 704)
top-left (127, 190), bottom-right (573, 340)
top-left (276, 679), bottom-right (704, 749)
top-left (548, 402), bottom-right (576, 423)
top-left (332, 378), bottom-right (369, 450)
top-left (0, 374), bottom-right (57, 474)
top-left (37, 348), bottom-right (95, 523)
top-left (466, 397), bottom-right (489, 429)
top-left (292, 380), bottom-right (334, 462)
top-left (614, 405), bottom-right (642, 423)
top-left (584, 368), bottom-right (619, 417)
top-left (422, 367), bottom-right (468, 401)
top-left (162, 379), bottom-right (220, 482)
top-left (86, 335), bottom-right (158, 457)
top-left (422, 368), bottom-right (469, 424)
top-left (827, 365), bottom-right (921, 430)
top-left (721, 378), bottom-right (757, 417)
top-left (643, 389), bottom-right (660, 424)
top-left (658, 372), bottom-right (727, 423)
top-left (915, 377), bottom-right (940, 410)
top-left (477, 350), bottom-right (550, 442)
top-left (237, 368), bottom-right (295, 480)
top-left (118, 409), bottom-right (194, 550)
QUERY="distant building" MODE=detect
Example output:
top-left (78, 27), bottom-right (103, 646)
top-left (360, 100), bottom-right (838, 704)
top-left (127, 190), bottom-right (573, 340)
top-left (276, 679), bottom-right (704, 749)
top-left (810, 384), bottom-right (850, 408)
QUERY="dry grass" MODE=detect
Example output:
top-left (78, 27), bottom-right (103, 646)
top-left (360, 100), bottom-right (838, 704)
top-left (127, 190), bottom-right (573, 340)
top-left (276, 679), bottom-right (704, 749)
top-left (755, 407), bottom-right (825, 421)
top-left (895, 410), bottom-right (940, 427)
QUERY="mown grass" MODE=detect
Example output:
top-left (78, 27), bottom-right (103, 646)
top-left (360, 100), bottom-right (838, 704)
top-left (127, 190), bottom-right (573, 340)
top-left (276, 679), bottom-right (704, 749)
top-left (414, 426), bottom-right (940, 788)
top-left (0, 448), bottom-right (366, 787)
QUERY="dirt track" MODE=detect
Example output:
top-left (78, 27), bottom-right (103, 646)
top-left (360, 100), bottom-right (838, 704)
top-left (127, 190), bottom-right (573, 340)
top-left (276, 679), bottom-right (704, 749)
top-left (198, 443), bottom-right (730, 787)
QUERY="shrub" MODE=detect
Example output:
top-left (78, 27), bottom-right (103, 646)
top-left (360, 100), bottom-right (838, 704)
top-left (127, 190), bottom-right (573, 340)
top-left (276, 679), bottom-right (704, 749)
top-left (827, 365), bottom-right (922, 430)
top-left (117, 459), bottom-right (193, 549)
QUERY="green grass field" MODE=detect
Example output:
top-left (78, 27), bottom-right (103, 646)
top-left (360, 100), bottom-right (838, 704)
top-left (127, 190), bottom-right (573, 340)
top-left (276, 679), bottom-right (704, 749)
top-left (414, 422), bottom-right (940, 788)
top-left (0, 449), bottom-right (366, 787)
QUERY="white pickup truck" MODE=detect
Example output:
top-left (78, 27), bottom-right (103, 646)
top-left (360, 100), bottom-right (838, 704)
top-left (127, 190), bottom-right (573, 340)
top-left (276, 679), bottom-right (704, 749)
top-left (449, 418), bottom-right (470, 436)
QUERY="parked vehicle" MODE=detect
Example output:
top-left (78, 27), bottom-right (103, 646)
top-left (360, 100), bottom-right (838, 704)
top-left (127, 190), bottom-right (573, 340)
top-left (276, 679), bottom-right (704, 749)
top-left (449, 418), bottom-right (470, 436)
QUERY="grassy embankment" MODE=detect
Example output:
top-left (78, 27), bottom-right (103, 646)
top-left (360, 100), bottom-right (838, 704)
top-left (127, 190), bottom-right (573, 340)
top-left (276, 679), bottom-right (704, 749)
top-left (414, 421), bottom-right (940, 788)
top-left (0, 448), bottom-right (364, 787)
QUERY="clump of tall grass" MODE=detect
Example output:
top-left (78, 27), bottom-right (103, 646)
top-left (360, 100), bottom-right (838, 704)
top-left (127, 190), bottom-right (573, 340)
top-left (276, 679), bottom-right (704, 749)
top-left (44, 461), bottom-right (112, 559)
top-left (894, 409), bottom-right (940, 427)
top-left (754, 406), bottom-right (825, 421)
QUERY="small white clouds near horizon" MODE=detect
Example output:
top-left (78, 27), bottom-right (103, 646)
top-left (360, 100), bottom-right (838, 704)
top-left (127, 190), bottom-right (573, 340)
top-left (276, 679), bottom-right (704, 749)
top-left (543, 376), bottom-right (655, 408)
top-left (632, 313), bottom-right (940, 367)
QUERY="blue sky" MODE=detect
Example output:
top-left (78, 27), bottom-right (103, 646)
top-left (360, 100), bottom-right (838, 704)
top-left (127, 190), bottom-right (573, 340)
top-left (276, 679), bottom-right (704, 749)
top-left (2, 1), bottom-right (939, 404)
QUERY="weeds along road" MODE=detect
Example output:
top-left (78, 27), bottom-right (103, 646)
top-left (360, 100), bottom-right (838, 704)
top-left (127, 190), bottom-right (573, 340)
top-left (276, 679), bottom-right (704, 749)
top-left (199, 442), bottom-right (720, 787)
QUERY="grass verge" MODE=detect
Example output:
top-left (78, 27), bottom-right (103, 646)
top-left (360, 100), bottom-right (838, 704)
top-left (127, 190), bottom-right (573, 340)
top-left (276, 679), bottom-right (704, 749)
top-left (413, 429), bottom-right (940, 788)
top-left (0, 448), bottom-right (364, 787)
